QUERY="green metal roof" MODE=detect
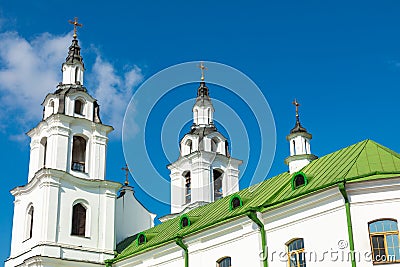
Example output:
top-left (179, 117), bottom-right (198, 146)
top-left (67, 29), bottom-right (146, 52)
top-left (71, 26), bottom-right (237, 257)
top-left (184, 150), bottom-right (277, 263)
top-left (109, 139), bottom-right (400, 264)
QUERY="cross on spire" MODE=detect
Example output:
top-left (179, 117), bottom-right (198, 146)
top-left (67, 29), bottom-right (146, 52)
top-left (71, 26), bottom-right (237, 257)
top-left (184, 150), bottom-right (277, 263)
top-left (292, 98), bottom-right (300, 118)
top-left (198, 61), bottom-right (207, 81)
top-left (121, 164), bottom-right (131, 186)
top-left (68, 17), bottom-right (82, 39)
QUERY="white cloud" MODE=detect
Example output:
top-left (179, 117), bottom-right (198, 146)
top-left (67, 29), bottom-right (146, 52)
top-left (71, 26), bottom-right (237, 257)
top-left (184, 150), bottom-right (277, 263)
top-left (0, 31), bottom-right (70, 124)
top-left (89, 56), bottom-right (143, 137)
top-left (0, 30), bottom-right (142, 141)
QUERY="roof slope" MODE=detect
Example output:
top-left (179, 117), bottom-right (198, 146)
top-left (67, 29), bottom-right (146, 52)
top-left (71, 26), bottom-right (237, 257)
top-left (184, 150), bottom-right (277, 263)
top-left (109, 139), bottom-right (400, 263)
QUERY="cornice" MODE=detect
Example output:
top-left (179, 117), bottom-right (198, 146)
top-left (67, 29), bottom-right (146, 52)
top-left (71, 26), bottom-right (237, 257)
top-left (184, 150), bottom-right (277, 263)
top-left (11, 168), bottom-right (121, 196)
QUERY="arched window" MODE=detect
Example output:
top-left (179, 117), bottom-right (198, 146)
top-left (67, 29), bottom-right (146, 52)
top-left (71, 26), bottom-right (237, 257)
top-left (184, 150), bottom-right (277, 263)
top-left (49, 100), bottom-right (54, 114)
top-left (213, 169), bottom-right (224, 200)
top-left (185, 139), bottom-right (193, 154)
top-left (71, 203), bottom-right (86, 236)
top-left (304, 139), bottom-right (307, 154)
top-left (183, 171), bottom-right (191, 204)
top-left (217, 257), bottom-right (231, 267)
top-left (293, 140), bottom-right (296, 155)
top-left (194, 109), bottom-right (198, 124)
top-left (75, 67), bottom-right (79, 83)
top-left (369, 219), bottom-right (400, 263)
top-left (25, 205), bottom-right (34, 240)
top-left (74, 99), bottom-right (84, 115)
top-left (72, 136), bottom-right (86, 172)
top-left (287, 238), bottom-right (306, 267)
top-left (40, 137), bottom-right (47, 168)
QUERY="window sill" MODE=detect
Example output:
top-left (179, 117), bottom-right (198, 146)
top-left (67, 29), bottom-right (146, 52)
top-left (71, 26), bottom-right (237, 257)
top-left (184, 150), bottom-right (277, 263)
top-left (70, 234), bottom-right (90, 239)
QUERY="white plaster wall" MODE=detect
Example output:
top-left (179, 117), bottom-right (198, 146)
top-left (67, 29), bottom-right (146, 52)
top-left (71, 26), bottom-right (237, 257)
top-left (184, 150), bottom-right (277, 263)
top-left (8, 182), bottom-right (44, 260)
top-left (264, 188), bottom-right (351, 267)
top-left (57, 178), bottom-right (116, 252)
top-left (6, 170), bottom-right (120, 267)
top-left (115, 188), bottom-right (155, 244)
top-left (347, 178), bottom-right (400, 266)
top-left (188, 218), bottom-right (263, 267)
top-left (289, 158), bottom-right (311, 174)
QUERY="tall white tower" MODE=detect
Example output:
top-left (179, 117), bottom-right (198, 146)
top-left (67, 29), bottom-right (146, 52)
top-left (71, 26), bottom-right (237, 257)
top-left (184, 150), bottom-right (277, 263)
top-left (6, 21), bottom-right (122, 267)
top-left (285, 99), bottom-right (317, 174)
top-left (167, 68), bottom-right (242, 215)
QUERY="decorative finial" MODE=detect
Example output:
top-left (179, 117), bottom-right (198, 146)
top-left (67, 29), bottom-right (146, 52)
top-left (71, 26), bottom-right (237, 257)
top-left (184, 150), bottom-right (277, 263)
top-left (292, 98), bottom-right (300, 122)
top-left (68, 17), bottom-right (82, 39)
top-left (121, 164), bottom-right (131, 186)
top-left (198, 61), bottom-right (207, 81)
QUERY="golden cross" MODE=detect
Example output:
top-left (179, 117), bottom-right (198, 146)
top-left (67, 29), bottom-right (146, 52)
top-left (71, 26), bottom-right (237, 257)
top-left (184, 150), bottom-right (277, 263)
top-left (121, 164), bottom-right (131, 186)
top-left (292, 98), bottom-right (300, 117)
top-left (198, 61), bottom-right (207, 81)
top-left (68, 17), bottom-right (83, 39)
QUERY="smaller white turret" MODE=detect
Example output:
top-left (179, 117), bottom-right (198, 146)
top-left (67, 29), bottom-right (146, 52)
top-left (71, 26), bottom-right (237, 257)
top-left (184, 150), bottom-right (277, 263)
top-left (285, 99), bottom-right (317, 174)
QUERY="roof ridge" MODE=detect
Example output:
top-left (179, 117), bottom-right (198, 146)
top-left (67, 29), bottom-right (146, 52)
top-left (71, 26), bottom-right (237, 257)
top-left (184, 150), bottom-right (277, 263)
top-left (341, 139), bottom-right (370, 181)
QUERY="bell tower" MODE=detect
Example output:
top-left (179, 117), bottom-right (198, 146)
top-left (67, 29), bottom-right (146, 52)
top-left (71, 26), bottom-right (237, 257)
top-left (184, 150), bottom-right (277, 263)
top-left (284, 99), bottom-right (318, 174)
top-left (167, 63), bottom-right (242, 214)
top-left (5, 19), bottom-right (122, 267)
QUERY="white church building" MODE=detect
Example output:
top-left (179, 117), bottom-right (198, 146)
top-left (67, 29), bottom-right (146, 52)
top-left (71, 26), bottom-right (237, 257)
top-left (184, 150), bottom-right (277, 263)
top-left (5, 23), bottom-right (400, 267)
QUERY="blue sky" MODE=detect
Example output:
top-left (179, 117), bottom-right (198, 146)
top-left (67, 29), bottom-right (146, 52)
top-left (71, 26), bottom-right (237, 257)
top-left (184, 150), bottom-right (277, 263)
top-left (1, 0), bottom-right (400, 263)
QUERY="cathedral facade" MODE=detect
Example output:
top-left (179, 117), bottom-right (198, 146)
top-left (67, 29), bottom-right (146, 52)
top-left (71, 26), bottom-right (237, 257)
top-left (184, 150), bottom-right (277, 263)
top-left (5, 25), bottom-right (400, 267)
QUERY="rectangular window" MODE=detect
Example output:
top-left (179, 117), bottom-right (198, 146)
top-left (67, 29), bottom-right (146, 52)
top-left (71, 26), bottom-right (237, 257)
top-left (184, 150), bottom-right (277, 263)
top-left (369, 219), bottom-right (400, 263)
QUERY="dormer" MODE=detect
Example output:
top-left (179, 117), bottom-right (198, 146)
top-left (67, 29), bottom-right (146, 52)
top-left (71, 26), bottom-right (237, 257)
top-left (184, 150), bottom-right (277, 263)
top-left (65, 92), bottom-right (95, 120)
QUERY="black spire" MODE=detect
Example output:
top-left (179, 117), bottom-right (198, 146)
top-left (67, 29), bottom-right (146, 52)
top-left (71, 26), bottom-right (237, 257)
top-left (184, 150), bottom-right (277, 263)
top-left (65, 17), bottom-right (84, 65)
top-left (65, 37), bottom-right (83, 65)
top-left (197, 82), bottom-right (210, 99)
top-left (290, 99), bottom-right (308, 134)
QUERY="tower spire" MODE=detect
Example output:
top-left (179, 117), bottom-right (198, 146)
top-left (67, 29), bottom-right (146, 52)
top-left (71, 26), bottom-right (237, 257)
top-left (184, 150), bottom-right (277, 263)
top-left (192, 62), bottom-right (213, 126)
top-left (290, 98), bottom-right (307, 134)
top-left (62, 18), bottom-right (84, 85)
